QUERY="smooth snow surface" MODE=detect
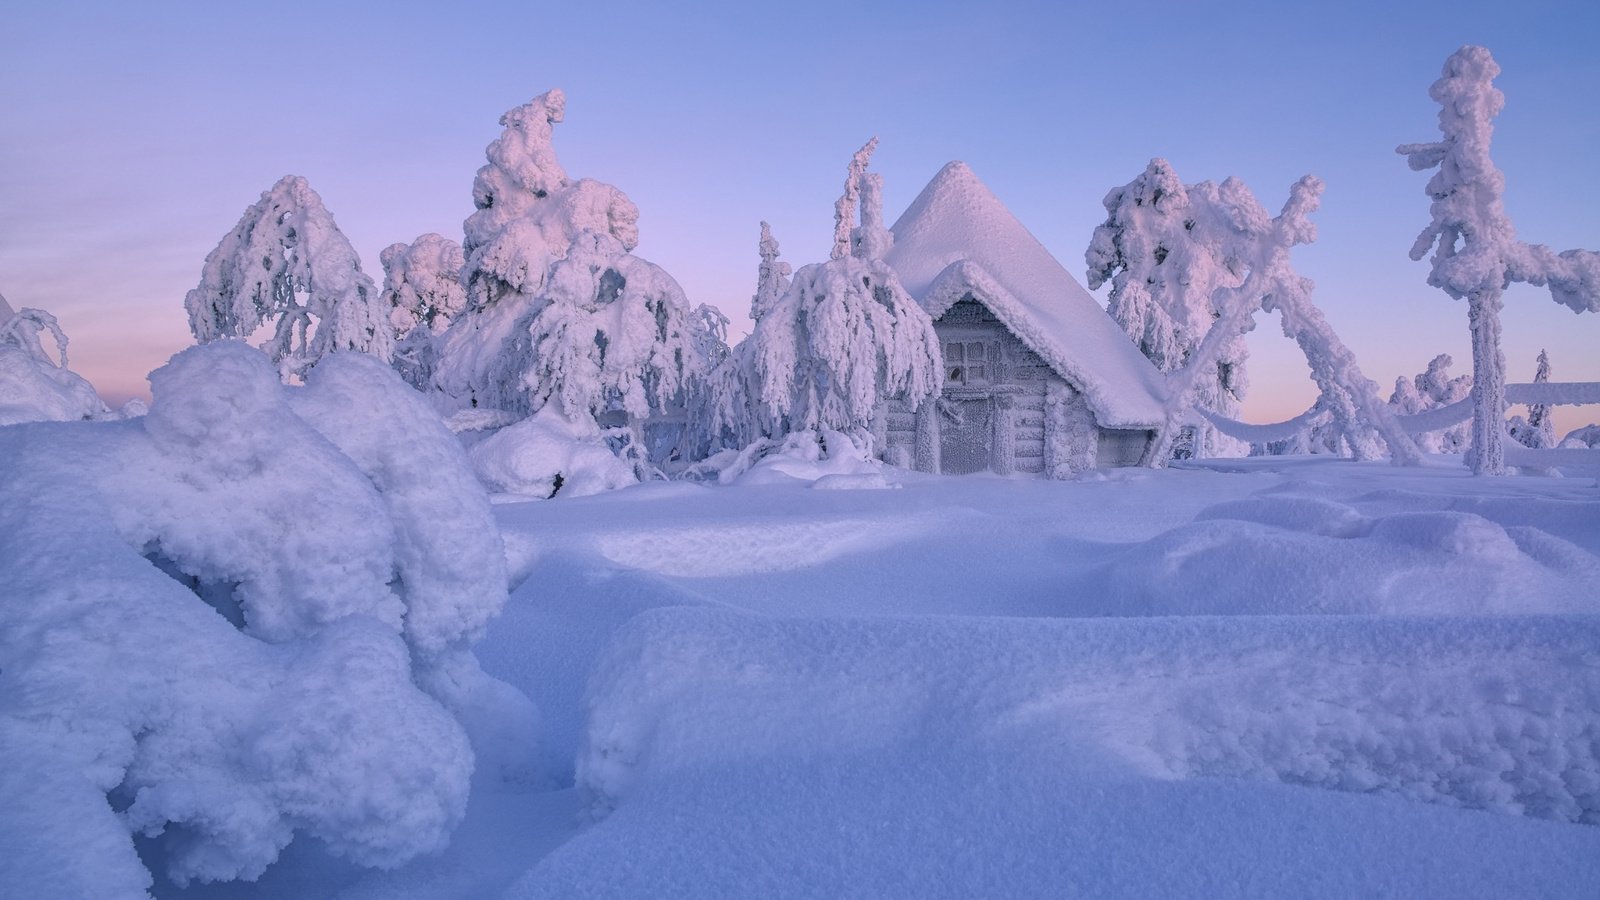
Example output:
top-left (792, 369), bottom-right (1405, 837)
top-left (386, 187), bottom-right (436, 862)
top-left (8, 436), bottom-right (1600, 897)
top-left (886, 162), bottom-right (1169, 428)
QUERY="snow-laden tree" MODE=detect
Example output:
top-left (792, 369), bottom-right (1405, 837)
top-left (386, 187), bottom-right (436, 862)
top-left (1388, 353), bottom-right (1472, 453)
top-left (1087, 159), bottom-right (1249, 458)
top-left (1398, 45), bottom-right (1600, 475)
top-left (185, 176), bottom-right (391, 380)
top-left (0, 299), bottom-right (111, 425)
top-left (1148, 176), bottom-right (1421, 466)
top-left (1508, 349), bottom-right (1556, 449)
top-left (696, 222), bottom-right (792, 452)
top-left (742, 140), bottom-right (941, 449)
top-left (435, 89), bottom-right (719, 474)
top-left (382, 233), bottom-right (467, 390)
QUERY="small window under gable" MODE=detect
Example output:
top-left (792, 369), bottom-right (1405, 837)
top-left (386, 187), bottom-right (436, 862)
top-left (944, 340), bottom-right (992, 385)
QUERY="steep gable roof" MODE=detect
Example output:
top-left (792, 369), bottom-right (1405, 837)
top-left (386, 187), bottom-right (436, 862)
top-left (885, 162), bottom-right (1168, 428)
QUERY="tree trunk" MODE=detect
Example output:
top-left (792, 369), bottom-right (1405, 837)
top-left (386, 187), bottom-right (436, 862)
top-left (1466, 287), bottom-right (1507, 475)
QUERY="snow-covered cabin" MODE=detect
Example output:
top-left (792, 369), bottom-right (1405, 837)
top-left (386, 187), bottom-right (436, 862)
top-left (879, 163), bottom-right (1169, 477)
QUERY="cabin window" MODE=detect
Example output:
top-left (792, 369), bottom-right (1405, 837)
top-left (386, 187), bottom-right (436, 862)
top-left (944, 341), bottom-right (991, 385)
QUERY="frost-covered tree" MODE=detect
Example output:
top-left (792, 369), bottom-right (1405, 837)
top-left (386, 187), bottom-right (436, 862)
top-left (382, 233), bottom-right (466, 390)
top-left (1399, 46), bottom-right (1600, 475)
top-left (697, 222), bottom-right (793, 452)
top-left (185, 176), bottom-right (391, 380)
top-left (0, 299), bottom-right (111, 425)
top-left (1388, 354), bottom-right (1472, 453)
top-left (1509, 349), bottom-right (1557, 449)
top-left (1149, 176), bottom-right (1421, 466)
top-left (435, 90), bottom-right (718, 472)
top-left (1087, 159), bottom-right (1249, 458)
top-left (742, 140), bottom-right (941, 449)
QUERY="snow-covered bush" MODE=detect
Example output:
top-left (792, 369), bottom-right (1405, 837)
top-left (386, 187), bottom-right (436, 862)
top-left (382, 233), bottom-right (467, 390)
top-left (737, 140), bottom-right (941, 453)
top-left (0, 297), bottom-right (110, 425)
top-left (186, 176), bottom-right (392, 380)
top-left (468, 405), bottom-right (638, 498)
top-left (1388, 354), bottom-right (1472, 453)
top-left (1558, 424), bottom-right (1600, 449)
top-left (0, 342), bottom-right (532, 896)
top-left (684, 428), bottom-right (892, 487)
top-left (1399, 45), bottom-right (1600, 475)
top-left (1086, 159), bottom-right (1249, 458)
top-left (435, 89), bottom-right (718, 475)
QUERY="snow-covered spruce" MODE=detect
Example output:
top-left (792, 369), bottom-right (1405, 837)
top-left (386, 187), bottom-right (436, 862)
top-left (185, 176), bottom-right (392, 381)
top-left (0, 342), bottom-right (533, 897)
top-left (1508, 349), bottom-right (1557, 450)
top-left (0, 296), bottom-right (111, 425)
top-left (1145, 175), bottom-right (1420, 466)
top-left (736, 140), bottom-right (941, 457)
top-left (1087, 159), bottom-right (1249, 459)
top-left (382, 233), bottom-right (468, 391)
top-left (435, 89), bottom-right (721, 480)
top-left (1399, 45), bottom-right (1600, 475)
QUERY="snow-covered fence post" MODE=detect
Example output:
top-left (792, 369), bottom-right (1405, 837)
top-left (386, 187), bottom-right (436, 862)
top-left (1398, 45), bottom-right (1600, 475)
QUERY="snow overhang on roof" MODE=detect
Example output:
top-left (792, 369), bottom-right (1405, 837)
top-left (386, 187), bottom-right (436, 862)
top-left (885, 161), bottom-right (1169, 429)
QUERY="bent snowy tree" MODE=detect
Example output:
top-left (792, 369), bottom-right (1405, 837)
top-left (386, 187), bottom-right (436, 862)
top-left (1398, 45), bottom-right (1600, 475)
top-left (1087, 159), bottom-right (1250, 459)
top-left (185, 175), bottom-right (391, 380)
top-left (1144, 175), bottom-right (1421, 467)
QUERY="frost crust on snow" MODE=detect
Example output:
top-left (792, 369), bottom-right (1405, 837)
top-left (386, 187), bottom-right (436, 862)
top-left (577, 609), bottom-right (1600, 827)
top-left (0, 342), bottom-right (532, 896)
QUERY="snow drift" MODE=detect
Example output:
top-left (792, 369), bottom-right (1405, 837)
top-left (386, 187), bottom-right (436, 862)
top-left (0, 343), bottom-right (532, 898)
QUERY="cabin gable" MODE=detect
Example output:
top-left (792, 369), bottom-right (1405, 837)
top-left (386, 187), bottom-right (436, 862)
top-left (882, 296), bottom-right (1154, 478)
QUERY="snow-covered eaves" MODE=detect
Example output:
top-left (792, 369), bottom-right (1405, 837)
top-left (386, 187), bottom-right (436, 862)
top-left (886, 162), bottom-right (1169, 429)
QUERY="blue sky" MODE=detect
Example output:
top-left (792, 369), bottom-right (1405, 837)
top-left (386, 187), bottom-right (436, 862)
top-left (3, 0), bottom-right (1597, 430)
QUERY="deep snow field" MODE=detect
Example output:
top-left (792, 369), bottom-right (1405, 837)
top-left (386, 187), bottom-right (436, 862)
top-left (140, 454), bottom-right (1600, 899)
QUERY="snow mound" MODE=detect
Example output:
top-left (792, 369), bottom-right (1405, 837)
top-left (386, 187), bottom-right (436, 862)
top-left (0, 343), bottom-right (531, 896)
top-left (688, 428), bottom-right (891, 487)
top-left (468, 406), bottom-right (638, 498)
top-left (578, 609), bottom-right (1600, 826)
top-left (1560, 424), bottom-right (1600, 449)
top-left (1083, 493), bottom-right (1600, 616)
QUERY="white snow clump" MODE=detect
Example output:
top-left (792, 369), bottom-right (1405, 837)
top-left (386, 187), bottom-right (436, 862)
top-left (0, 342), bottom-right (533, 897)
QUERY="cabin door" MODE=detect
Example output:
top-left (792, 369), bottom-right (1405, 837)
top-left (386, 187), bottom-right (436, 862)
top-left (940, 397), bottom-right (992, 475)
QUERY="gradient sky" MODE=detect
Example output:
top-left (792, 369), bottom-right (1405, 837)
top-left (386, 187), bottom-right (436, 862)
top-left (4, 0), bottom-right (1597, 432)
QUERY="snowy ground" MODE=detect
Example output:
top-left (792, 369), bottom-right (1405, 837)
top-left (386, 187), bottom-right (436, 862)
top-left (149, 456), bottom-right (1600, 899)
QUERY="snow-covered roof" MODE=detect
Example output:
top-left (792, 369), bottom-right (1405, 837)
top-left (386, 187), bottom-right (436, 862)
top-left (886, 162), bottom-right (1169, 428)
